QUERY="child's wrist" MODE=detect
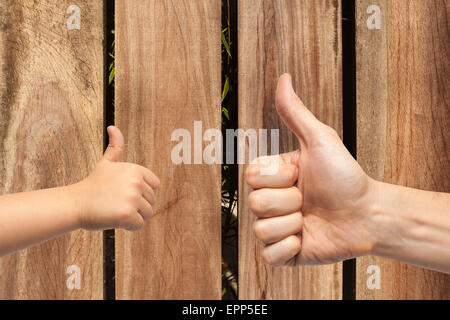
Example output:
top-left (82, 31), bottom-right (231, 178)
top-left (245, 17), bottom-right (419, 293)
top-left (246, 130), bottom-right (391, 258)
top-left (64, 182), bottom-right (87, 230)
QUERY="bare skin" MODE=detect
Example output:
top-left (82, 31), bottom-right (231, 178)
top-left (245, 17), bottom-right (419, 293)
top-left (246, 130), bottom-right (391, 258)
top-left (245, 74), bottom-right (450, 274)
top-left (0, 126), bottom-right (160, 257)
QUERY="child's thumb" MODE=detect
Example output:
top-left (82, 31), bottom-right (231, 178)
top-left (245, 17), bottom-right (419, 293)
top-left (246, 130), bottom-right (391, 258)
top-left (103, 126), bottom-right (125, 162)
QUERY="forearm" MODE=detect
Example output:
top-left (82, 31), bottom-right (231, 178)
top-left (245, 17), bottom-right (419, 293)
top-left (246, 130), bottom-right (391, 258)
top-left (368, 180), bottom-right (450, 273)
top-left (0, 185), bottom-right (81, 257)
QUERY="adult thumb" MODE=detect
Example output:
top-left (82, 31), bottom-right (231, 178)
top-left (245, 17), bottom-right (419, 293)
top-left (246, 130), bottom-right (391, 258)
top-left (103, 126), bottom-right (125, 162)
top-left (275, 73), bottom-right (321, 142)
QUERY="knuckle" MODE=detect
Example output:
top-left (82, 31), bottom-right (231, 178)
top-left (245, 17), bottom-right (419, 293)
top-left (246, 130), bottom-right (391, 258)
top-left (153, 176), bottom-right (161, 189)
top-left (261, 249), bottom-right (276, 266)
top-left (251, 156), bottom-right (268, 165)
top-left (288, 187), bottom-right (303, 208)
top-left (294, 212), bottom-right (304, 230)
top-left (253, 221), bottom-right (269, 242)
top-left (288, 236), bottom-right (302, 256)
top-left (130, 177), bottom-right (143, 188)
top-left (145, 210), bottom-right (154, 221)
top-left (142, 207), bottom-right (154, 221)
top-left (294, 188), bottom-right (303, 206)
top-left (125, 224), bottom-right (137, 232)
top-left (244, 166), bottom-right (258, 184)
top-left (120, 214), bottom-right (144, 232)
top-left (127, 191), bottom-right (140, 204)
top-left (126, 220), bottom-right (143, 232)
top-left (135, 219), bottom-right (145, 230)
top-left (118, 206), bottom-right (135, 221)
top-left (248, 193), bottom-right (266, 214)
top-left (147, 196), bottom-right (156, 206)
top-left (148, 194), bottom-right (156, 206)
top-left (287, 166), bottom-right (298, 185)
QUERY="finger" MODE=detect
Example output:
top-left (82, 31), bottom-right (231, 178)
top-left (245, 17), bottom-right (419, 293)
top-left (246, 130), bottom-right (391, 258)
top-left (276, 73), bottom-right (322, 142)
top-left (245, 162), bottom-right (298, 189)
top-left (261, 235), bottom-right (301, 266)
top-left (103, 126), bottom-right (125, 162)
top-left (253, 212), bottom-right (303, 244)
top-left (137, 197), bottom-right (154, 221)
top-left (142, 183), bottom-right (156, 206)
top-left (123, 212), bottom-right (145, 232)
top-left (137, 165), bottom-right (160, 189)
top-left (248, 187), bottom-right (302, 218)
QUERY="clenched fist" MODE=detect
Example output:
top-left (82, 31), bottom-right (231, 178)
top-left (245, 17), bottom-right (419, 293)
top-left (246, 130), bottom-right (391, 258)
top-left (73, 126), bottom-right (160, 231)
top-left (245, 74), bottom-right (378, 266)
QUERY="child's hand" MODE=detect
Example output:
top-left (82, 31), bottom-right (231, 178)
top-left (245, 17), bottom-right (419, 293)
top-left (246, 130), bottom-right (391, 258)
top-left (74, 126), bottom-right (160, 231)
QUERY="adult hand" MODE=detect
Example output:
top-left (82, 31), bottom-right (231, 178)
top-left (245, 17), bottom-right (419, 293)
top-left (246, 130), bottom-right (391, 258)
top-left (245, 74), bottom-right (378, 266)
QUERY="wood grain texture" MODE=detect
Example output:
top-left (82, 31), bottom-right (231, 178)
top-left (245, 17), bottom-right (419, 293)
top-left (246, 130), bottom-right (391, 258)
top-left (356, 0), bottom-right (450, 299)
top-left (115, 0), bottom-right (222, 299)
top-left (0, 0), bottom-right (103, 299)
top-left (238, 0), bottom-right (342, 300)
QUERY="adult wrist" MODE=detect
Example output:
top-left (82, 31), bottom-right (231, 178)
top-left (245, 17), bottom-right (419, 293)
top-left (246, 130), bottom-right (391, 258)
top-left (364, 180), bottom-right (416, 258)
top-left (342, 177), bottom-right (385, 258)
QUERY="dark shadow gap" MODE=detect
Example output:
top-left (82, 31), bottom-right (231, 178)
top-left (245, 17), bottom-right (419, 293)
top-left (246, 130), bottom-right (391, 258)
top-left (342, 0), bottom-right (357, 300)
top-left (221, 0), bottom-right (239, 300)
top-left (103, 0), bottom-right (115, 301)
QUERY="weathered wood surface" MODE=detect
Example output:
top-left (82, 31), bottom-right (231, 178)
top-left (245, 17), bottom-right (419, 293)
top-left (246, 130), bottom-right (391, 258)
top-left (115, 0), bottom-right (222, 299)
top-left (238, 0), bottom-right (343, 300)
top-left (0, 0), bottom-right (104, 299)
top-left (356, 0), bottom-right (450, 299)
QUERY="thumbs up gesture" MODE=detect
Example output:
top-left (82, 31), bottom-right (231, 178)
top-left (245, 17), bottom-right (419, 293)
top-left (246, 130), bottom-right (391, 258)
top-left (74, 126), bottom-right (160, 231)
top-left (245, 74), bottom-right (378, 266)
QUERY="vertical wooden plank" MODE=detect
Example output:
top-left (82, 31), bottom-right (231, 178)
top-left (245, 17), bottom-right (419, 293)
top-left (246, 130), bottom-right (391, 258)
top-left (238, 0), bottom-right (342, 299)
top-left (115, 0), bottom-right (222, 299)
top-left (356, 0), bottom-right (450, 299)
top-left (0, 1), bottom-right (103, 299)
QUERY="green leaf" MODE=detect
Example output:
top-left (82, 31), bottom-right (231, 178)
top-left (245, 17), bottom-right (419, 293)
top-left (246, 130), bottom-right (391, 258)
top-left (222, 76), bottom-right (229, 102)
top-left (109, 67), bottom-right (115, 85)
top-left (221, 29), bottom-right (231, 57)
top-left (222, 107), bottom-right (229, 120)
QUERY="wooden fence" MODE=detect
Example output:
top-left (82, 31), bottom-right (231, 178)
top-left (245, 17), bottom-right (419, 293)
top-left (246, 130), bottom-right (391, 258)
top-left (355, 0), bottom-right (450, 299)
top-left (0, 0), bottom-right (103, 299)
top-left (0, 0), bottom-right (448, 299)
